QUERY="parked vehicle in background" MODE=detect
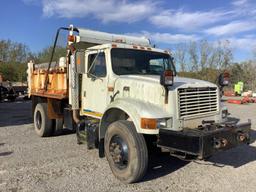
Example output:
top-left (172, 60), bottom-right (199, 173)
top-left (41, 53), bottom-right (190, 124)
top-left (0, 85), bottom-right (17, 102)
top-left (12, 86), bottom-right (27, 95)
top-left (0, 86), bottom-right (9, 101)
top-left (6, 87), bottom-right (17, 101)
top-left (27, 25), bottom-right (252, 183)
top-left (12, 86), bottom-right (30, 100)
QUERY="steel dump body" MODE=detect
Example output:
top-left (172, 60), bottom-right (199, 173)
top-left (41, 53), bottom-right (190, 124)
top-left (28, 62), bottom-right (68, 100)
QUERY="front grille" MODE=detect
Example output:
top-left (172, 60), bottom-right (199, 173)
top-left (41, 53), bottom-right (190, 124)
top-left (178, 87), bottom-right (218, 118)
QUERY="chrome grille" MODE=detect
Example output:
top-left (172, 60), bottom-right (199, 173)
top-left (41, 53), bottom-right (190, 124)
top-left (178, 87), bottom-right (218, 118)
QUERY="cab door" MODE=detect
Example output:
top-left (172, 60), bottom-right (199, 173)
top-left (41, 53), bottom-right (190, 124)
top-left (81, 50), bottom-right (108, 118)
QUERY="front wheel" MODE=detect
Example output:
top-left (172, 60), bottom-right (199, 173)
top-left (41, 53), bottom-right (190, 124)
top-left (104, 120), bottom-right (148, 183)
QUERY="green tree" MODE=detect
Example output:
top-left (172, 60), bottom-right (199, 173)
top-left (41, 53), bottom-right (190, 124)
top-left (0, 40), bottom-right (30, 82)
top-left (0, 40), bottom-right (29, 63)
top-left (35, 46), bottom-right (66, 64)
top-left (174, 39), bottom-right (234, 84)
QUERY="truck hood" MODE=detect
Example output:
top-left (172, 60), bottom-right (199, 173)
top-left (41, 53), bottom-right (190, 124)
top-left (173, 76), bottom-right (217, 88)
top-left (116, 75), bottom-right (217, 89)
top-left (114, 75), bottom-right (164, 105)
top-left (114, 75), bottom-right (217, 106)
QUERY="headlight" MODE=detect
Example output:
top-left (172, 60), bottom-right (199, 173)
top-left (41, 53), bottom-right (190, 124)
top-left (157, 119), bottom-right (167, 128)
top-left (157, 118), bottom-right (173, 128)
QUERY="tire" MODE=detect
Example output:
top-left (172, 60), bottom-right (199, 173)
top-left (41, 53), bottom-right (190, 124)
top-left (34, 103), bottom-right (53, 137)
top-left (104, 120), bottom-right (148, 183)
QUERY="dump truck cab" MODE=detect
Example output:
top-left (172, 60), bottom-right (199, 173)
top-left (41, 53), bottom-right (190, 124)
top-left (28, 25), bottom-right (252, 184)
top-left (78, 43), bottom-right (176, 133)
top-left (75, 42), bottom-right (226, 137)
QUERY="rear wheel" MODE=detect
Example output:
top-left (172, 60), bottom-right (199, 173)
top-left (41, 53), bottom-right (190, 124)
top-left (104, 120), bottom-right (148, 183)
top-left (34, 103), bottom-right (53, 137)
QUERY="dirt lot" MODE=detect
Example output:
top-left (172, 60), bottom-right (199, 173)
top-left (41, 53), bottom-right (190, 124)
top-left (0, 99), bottom-right (256, 192)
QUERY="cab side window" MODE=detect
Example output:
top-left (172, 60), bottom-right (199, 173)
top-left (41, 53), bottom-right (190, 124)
top-left (88, 52), bottom-right (106, 77)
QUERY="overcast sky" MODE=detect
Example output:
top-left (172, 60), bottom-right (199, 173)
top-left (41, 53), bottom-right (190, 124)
top-left (1, 0), bottom-right (256, 61)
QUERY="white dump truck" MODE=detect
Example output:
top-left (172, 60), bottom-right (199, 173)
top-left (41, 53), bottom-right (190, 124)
top-left (28, 25), bottom-right (251, 183)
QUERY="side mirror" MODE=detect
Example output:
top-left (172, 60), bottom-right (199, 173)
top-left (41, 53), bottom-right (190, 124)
top-left (218, 71), bottom-right (230, 86)
top-left (160, 70), bottom-right (174, 87)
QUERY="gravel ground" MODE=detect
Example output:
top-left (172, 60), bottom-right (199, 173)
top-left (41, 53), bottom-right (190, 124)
top-left (0, 99), bottom-right (256, 192)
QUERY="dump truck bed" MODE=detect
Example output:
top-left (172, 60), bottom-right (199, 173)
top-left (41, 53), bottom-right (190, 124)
top-left (27, 61), bottom-right (68, 100)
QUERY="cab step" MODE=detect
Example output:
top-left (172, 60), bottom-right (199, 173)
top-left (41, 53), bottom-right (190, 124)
top-left (76, 120), bottom-right (99, 149)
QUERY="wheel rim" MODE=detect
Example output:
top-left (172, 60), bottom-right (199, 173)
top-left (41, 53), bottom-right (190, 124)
top-left (36, 111), bottom-right (42, 130)
top-left (109, 135), bottom-right (129, 169)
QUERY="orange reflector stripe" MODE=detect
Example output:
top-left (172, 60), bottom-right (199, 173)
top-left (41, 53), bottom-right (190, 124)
top-left (112, 44), bottom-right (117, 48)
top-left (141, 118), bottom-right (157, 129)
top-left (77, 57), bottom-right (81, 65)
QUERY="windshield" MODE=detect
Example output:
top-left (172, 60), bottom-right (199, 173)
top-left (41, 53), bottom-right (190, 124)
top-left (111, 48), bottom-right (176, 75)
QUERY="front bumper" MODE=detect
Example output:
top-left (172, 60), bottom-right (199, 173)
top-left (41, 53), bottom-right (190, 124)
top-left (157, 120), bottom-right (251, 159)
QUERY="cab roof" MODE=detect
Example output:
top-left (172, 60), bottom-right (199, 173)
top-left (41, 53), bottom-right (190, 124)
top-left (86, 43), bottom-right (170, 55)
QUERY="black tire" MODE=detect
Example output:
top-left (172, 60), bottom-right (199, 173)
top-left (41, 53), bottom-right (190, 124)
top-left (104, 120), bottom-right (148, 183)
top-left (34, 103), bottom-right (53, 137)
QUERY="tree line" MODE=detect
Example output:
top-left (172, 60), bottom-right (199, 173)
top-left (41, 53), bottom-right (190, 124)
top-left (174, 40), bottom-right (232, 82)
top-left (173, 39), bottom-right (256, 91)
top-left (0, 39), bottom-right (66, 82)
top-left (0, 39), bottom-right (255, 91)
top-left (0, 40), bottom-right (31, 82)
